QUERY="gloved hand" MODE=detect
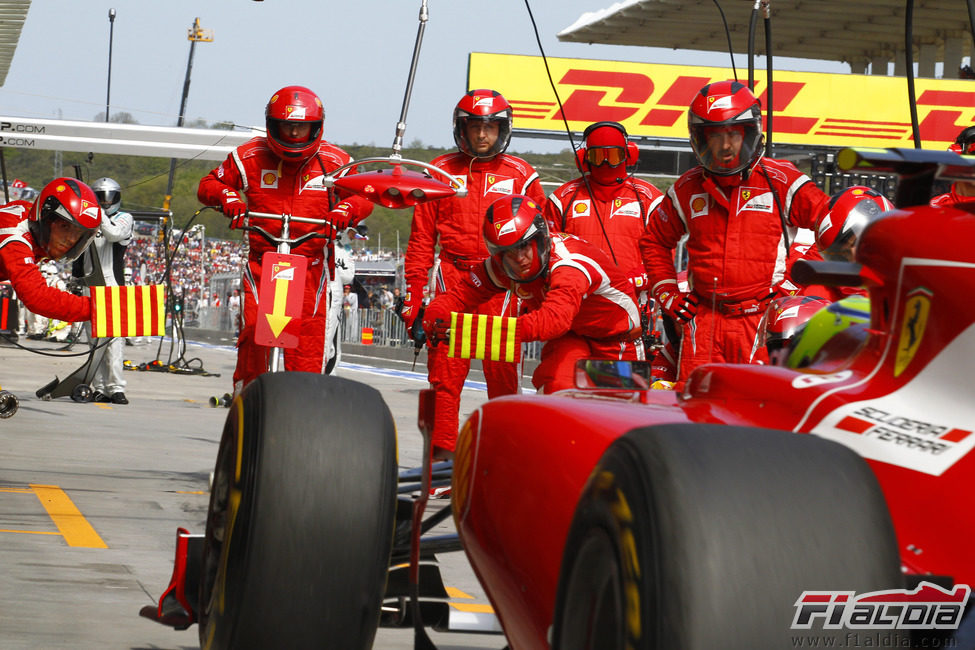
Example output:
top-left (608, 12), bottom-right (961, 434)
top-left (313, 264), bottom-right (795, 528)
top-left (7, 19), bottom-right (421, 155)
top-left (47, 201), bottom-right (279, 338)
top-left (219, 189), bottom-right (247, 228)
top-left (654, 287), bottom-right (698, 323)
top-left (399, 284), bottom-right (423, 328)
top-left (425, 318), bottom-right (450, 347)
top-left (325, 200), bottom-right (357, 239)
top-left (421, 302), bottom-right (451, 347)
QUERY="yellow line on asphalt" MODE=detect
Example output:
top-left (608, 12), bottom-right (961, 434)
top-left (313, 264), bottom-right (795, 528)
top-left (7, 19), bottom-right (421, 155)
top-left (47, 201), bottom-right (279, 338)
top-left (0, 488), bottom-right (33, 494)
top-left (449, 602), bottom-right (495, 613)
top-left (0, 529), bottom-right (61, 536)
top-left (30, 485), bottom-right (108, 548)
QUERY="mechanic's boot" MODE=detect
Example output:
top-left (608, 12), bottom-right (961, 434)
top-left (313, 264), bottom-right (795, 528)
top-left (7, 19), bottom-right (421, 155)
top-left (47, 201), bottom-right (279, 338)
top-left (110, 392), bottom-right (129, 405)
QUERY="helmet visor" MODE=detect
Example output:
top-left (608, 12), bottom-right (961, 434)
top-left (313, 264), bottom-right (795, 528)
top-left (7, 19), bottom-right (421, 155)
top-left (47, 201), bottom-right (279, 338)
top-left (96, 190), bottom-right (120, 213)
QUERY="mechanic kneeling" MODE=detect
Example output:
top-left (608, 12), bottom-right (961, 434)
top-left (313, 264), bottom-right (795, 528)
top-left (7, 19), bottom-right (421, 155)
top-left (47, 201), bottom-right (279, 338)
top-left (421, 194), bottom-right (644, 394)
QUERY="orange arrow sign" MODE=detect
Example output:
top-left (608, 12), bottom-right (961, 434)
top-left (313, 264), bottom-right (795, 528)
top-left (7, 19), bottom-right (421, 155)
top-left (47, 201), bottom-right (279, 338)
top-left (255, 252), bottom-right (307, 348)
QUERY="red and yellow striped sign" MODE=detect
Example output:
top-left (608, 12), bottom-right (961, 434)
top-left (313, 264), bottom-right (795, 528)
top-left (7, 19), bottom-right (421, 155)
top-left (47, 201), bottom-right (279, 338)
top-left (361, 327), bottom-right (374, 345)
top-left (447, 312), bottom-right (520, 362)
top-left (89, 285), bottom-right (165, 338)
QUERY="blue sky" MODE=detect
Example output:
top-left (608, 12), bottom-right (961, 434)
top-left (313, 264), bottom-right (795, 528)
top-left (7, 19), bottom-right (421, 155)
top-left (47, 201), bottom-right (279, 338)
top-left (0, 1), bottom-right (848, 153)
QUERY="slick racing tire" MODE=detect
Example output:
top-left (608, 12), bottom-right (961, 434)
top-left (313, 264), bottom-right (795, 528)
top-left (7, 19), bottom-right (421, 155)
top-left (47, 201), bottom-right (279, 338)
top-left (198, 372), bottom-right (397, 650)
top-left (552, 423), bottom-right (905, 650)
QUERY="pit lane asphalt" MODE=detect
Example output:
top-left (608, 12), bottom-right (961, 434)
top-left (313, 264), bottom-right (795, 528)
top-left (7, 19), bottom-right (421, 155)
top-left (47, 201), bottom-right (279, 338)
top-left (0, 333), bottom-right (512, 650)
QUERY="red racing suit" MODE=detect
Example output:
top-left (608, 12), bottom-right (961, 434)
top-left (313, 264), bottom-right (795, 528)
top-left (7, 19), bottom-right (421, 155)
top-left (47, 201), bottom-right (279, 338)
top-left (543, 176), bottom-right (664, 290)
top-left (0, 201), bottom-right (91, 322)
top-left (405, 151), bottom-right (546, 452)
top-left (198, 137), bottom-right (372, 391)
top-left (640, 159), bottom-right (829, 387)
top-left (424, 233), bottom-right (644, 398)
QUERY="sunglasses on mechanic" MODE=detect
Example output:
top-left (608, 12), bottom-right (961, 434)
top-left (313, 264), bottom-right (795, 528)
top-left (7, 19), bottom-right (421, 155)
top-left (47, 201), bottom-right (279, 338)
top-left (585, 146), bottom-right (627, 168)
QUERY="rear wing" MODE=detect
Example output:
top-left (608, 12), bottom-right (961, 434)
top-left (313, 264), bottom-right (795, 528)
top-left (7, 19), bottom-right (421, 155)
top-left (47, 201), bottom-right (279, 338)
top-left (836, 147), bottom-right (975, 208)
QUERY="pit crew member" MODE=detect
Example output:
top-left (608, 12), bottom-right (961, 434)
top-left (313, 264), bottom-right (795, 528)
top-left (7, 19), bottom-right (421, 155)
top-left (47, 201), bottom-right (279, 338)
top-left (422, 194), bottom-right (643, 396)
top-left (0, 178), bottom-right (101, 324)
top-left (198, 85), bottom-right (373, 394)
top-left (639, 80), bottom-right (829, 388)
top-left (403, 89), bottom-right (547, 458)
top-left (75, 177), bottom-right (134, 404)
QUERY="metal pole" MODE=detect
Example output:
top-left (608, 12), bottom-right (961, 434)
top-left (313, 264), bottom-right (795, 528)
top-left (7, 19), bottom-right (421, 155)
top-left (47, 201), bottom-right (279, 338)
top-left (106, 9), bottom-right (116, 122)
top-left (163, 38), bottom-right (196, 211)
top-left (391, 0), bottom-right (428, 157)
top-left (163, 18), bottom-right (211, 211)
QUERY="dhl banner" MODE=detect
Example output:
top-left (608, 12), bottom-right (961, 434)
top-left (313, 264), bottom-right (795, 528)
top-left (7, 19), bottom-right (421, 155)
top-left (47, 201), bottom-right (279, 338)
top-left (89, 285), bottom-right (166, 338)
top-left (469, 52), bottom-right (975, 149)
top-left (447, 311), bottom-right (521, 363)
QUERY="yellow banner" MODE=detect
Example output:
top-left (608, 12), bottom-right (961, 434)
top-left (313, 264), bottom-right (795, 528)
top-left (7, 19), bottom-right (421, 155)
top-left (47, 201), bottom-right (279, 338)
top-left (469, 52), bottom-right (975, 149)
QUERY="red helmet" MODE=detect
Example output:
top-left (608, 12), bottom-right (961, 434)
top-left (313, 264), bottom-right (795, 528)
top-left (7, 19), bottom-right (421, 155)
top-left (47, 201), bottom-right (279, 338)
top-left (265, 86), bottom-right (324, 162)
top-left (453, 89), bottom-right (512, 159)
top-left (949, 125), bottom-right (975, 154)
top-left (756, 295), bottom-right (831, 366)
top-left (28, 178), bottom-right (102, 261)
top-left (483, 194), bottom-right (550, 283)
top-left (816, 186), bottom-right (892, 262)
top-left (688, 80), bottom-right (764, 176)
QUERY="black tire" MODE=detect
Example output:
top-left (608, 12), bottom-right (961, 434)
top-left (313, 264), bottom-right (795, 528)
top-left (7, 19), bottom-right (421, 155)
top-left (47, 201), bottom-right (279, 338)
top-left (198, 372), bottom-right (397, 650)
top-left (553, 423), bottom-right (904, 649)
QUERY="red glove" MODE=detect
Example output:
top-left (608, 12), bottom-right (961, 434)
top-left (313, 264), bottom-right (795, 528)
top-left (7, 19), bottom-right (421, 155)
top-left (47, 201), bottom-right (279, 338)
top-left (654, 287), bottom-right (698, 323)
top-left (421, 302), bottom-right (450, 347)
top-left (219, 189), bottom-right (247, 228)
top-left (399, 283), bottom-right (423, 328)
top-left (326, 201), bottom-right (356, 238)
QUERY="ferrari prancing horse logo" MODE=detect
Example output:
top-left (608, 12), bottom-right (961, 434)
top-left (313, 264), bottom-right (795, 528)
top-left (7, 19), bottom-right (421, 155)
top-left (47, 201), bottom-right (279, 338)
top-left (894, 287), bottom-right (931, 377)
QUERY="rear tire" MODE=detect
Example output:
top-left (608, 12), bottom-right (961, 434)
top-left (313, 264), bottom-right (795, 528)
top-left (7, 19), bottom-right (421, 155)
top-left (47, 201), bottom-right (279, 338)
top-left (198, 372), bottom-right (397, 649)
top-left (553, 423), bottom-right (904, 649)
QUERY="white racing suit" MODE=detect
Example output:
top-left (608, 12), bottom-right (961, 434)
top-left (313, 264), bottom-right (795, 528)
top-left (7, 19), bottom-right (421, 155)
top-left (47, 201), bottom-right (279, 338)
top-left (77, 209), bottom-right (134, 397)
top-left (325, 233), bottom-right (356, 374)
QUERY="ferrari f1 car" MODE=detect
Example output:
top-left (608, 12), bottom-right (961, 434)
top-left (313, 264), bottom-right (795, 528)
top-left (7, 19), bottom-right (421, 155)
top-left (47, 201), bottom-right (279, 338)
top-left (141, 147), bottom-right (974, 649)
top-left (451, 147), bottom-right (975, 649)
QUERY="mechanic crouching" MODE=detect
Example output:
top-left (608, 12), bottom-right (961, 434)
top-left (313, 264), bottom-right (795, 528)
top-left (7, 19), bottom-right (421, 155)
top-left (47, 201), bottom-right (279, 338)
top-left (0, 178), bottom-right (102, 327)
top-left (421, 194), bottom-right (644, 395)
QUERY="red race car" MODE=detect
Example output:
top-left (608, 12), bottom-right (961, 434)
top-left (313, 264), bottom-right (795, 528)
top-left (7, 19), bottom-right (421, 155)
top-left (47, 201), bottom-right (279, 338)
top-left (452, 147), bottom-right (974, 649)
top-left (141, 148), bottom-right (974, 649)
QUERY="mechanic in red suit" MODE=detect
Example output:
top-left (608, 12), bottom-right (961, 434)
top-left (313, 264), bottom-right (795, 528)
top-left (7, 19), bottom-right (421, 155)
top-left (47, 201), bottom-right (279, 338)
top-left (0, 178), bottom-right (101, 323)
top-left (543, 121), bottom-right (667, 378)
top-left (931, 125), bottom-right (975, 207)
top-left (639, 80), bottom-right (829, 388)
top-left (422, 194), bottom-right (644, 396)
top-left (544, 121), bottom-right (663, 288)
top-left (403, 89), bottom-right (547, 458)
top-left (199, 85), bottom-right (372, 394)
